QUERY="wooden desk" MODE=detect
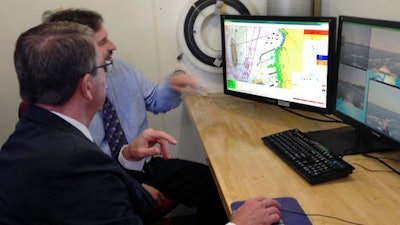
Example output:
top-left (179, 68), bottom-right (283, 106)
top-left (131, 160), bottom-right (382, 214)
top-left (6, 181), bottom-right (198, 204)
top-left (184, 94), bottom-right (400, 225)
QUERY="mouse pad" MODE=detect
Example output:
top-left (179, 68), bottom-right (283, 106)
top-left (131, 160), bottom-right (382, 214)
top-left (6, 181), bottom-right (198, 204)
top-left (230, 197), bottom-right (312, 225)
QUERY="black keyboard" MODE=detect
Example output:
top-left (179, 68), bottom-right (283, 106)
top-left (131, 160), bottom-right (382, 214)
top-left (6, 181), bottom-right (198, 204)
top-left (262, 129), bottom-right (355, 184)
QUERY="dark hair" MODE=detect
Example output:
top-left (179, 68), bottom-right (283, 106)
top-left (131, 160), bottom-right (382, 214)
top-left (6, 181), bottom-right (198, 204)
top-left (44, 8), bottom-right (103, 32)
top-left (14, 21), bottom-right (96, 105)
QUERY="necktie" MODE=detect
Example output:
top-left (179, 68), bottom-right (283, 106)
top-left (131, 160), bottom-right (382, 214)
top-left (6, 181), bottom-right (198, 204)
top-left (102, 97), bottom-right (128, 160)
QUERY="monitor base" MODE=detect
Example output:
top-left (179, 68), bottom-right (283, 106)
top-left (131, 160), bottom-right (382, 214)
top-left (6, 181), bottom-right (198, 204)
top-left (306, 126), bottom-right (399, 156)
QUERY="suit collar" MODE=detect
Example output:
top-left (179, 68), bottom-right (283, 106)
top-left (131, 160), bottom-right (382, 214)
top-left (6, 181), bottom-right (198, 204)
top-left (22, 104), bottom-right (92, 143)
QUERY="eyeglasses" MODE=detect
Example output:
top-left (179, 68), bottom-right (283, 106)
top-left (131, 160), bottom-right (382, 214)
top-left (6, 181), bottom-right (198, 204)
top-left (93, 60), bottom-right (113, 73)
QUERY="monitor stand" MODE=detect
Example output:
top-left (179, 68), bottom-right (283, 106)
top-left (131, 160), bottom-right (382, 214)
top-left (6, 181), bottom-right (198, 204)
top-left (306, 126), bottom-right (399, 156)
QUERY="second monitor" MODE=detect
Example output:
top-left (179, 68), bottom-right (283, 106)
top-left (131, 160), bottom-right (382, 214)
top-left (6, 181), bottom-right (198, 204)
top-left (327, 15), bottom-right (400, 154)
top-left (308, 15), bottom-right (400, 155)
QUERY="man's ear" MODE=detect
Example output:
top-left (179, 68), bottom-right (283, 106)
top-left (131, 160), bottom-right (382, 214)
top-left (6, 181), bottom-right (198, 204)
top-left (79, 73), bottom-right (94, 101)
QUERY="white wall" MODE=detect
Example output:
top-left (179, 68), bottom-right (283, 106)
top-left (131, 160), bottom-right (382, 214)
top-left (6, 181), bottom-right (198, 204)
top-left (322, 0), bottom-right (400, 21)
top-left (0, 0), bottom-right (160, 143)
top-left (2, 0), bottom-right (400, 162)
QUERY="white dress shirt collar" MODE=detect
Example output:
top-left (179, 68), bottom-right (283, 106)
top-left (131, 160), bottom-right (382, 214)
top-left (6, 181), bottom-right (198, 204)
top-left (50, 111), bottom-right (94, 142)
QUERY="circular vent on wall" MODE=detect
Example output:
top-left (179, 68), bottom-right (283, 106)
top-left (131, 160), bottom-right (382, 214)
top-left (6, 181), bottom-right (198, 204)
top-left (177, 0), bottom-right (250, 74)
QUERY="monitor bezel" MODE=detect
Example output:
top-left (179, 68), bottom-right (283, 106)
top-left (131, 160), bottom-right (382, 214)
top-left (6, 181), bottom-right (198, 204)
top-left (333, 15), bottom-right (400, 148)
top-left (220, 14), bottom-right (337, 114)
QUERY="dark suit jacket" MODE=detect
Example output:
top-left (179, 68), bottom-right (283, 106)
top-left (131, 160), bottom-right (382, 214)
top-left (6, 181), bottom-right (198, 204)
top-left (0, 105), bottom-right (155, 225)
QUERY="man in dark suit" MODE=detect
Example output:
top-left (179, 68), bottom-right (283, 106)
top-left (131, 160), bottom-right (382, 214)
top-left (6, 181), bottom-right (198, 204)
top-left (0, 21), bottom-right (175, 225)
top-left (0, 21), bottom-right (281, 225)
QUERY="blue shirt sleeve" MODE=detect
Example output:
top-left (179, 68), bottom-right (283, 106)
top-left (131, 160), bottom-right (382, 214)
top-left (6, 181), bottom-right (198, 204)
top-left (89, 58), bottom-right (183, 171)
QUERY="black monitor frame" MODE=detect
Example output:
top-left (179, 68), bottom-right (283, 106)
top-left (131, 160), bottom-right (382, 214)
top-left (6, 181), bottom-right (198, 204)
top-left (315, 15), bottom-right (400, 155)
top-left (220, 14), bottom-right (337, 114)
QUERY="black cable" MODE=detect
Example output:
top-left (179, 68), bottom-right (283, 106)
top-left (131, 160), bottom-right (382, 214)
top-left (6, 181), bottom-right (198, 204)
top-left (280, 106), bottom-right (343, 123)
top-left (361, 153), bottom-right (400, 175)
top-left (352, 163), bottom-right (394, 173)
top-left (183, 0), bottom-right (250, 67)
top-left (376, 156), bottom-right (400, 163)
top-left (280, 208), bottom-right (366, 225)
top-left (320, 113), bottom-right (342, 122)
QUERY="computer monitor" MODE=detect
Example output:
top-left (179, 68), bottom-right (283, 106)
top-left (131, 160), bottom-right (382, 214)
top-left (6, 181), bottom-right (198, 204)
top-left (220, 15), bottom-right (337, 114)
top-left (331, 15), bottom-right (400, 154)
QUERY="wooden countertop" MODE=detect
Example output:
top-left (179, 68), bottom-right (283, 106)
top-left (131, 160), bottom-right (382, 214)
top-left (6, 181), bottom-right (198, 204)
top-left (184, 94), bottom-right (400, 225)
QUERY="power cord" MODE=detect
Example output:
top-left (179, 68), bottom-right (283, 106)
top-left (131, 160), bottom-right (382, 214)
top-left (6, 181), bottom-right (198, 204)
top-left (360, 153), bottom-right (400, 175)
top-left (280, 107), bottom-right (343, 123)
top-left (281, 208), bottom-right (366, 225)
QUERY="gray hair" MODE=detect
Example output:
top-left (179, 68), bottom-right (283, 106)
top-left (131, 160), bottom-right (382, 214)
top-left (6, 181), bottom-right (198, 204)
top-left (14, 21), bottom-right (96, 105)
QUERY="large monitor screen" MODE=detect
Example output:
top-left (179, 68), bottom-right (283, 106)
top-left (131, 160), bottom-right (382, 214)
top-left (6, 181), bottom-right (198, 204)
top-left (220, 15), bottom-right (337, 114)
top-left (335, 15), bottom-right (400, 151)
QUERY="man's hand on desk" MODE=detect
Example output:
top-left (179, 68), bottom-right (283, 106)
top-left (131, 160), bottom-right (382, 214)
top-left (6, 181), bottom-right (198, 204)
top-left (230, 197), bottom-right (281, 225)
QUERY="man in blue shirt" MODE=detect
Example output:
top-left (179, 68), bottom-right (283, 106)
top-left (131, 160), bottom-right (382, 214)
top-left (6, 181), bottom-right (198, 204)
top-left (45, 8), bottom-right (227, 224)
